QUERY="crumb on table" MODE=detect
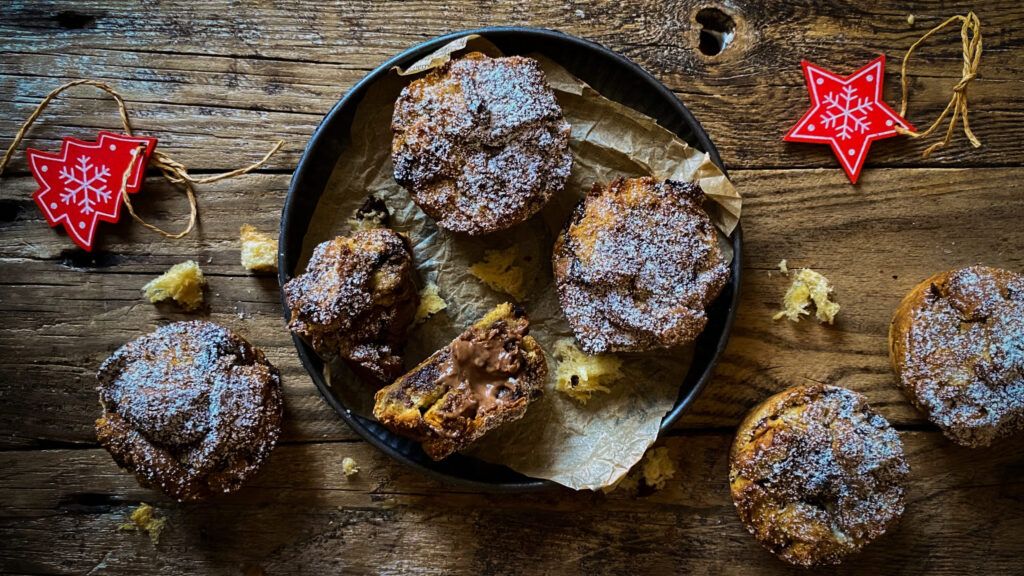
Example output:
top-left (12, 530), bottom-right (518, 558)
top-left (470, 246), bottom-right (527, 301)
top-left (347, 198), bottom-right (388, 232)
top-left (605, 445), bottom-right (676, 494)
top-left (641, 446), bottom-right (676, 490)
top-left (773, 268), bottom-right (840, 324)
top-left (553, 338), bottom-right (623, 404)
top-left (142, 261), bottom-right (206, 310)
top-left (778, 259), bottom-right (788, 274)
top-left (342, 457), bottom-right (359, 477)
top-left (414, 282), bottom-right (447, 324)
top-left (240, 224), bottom-right (278, 272)
top-left (118, 502), bottom-right (167, 545)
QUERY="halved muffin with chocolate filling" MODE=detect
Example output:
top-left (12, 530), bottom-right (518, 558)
top-left (373, 302), bottom-right (547, 460)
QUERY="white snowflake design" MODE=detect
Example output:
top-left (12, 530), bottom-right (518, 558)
top-left (819, 85), bottom-right (873, 140)
top-left (59, 154), bottom-right (111, 214)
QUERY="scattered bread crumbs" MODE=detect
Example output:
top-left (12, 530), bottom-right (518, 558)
top-left (907, 13), bottom-right (915, 25)
top-left (778, 259), bottom-right (788, 275)
top-left (342, 457), bottom-right (359, 477)
top-left (641, 446), bottom-right (676, 490)
top-left (553, 338), bottom-right (623, 404)
top-left (470, 246), bottom-right (527, 301)
top-left (240, 224), bottom-right (278, 272)
top-left (118, 503), bottom-right (166, 545)
top-left (773, 268), bottom-right (840, 324)
top-left (414, 282), bottom-right (447, 324)
top-left (347, 201), bottom-right (387, 232)
top-left (142, 260), bottom-right (206, 310)
top-left (603, 445), bottom-right (675, 494)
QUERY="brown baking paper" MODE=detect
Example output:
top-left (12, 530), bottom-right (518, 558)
top-left (300, 36), bottom-right (741, 490)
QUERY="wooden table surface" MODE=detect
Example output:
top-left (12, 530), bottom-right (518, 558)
top-left (1, 1), bottom-right (1022, 574)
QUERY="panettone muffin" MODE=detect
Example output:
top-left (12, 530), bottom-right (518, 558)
top-left (391, 52), bottom-right (572, 235)
top-left (96, 321), bottom-right (283, 502)
top-left (373, 303), bottom-right (547, 460)
top-left (553, 177), bottom-right (729, 354)
top-left (283, 226), bottom-right (419, 387)
top-left (889, 266), bottom-right (1024, 447)
top-left (729, 384), bottom-right (908, 566)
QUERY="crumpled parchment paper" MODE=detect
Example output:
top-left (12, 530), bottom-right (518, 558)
top-left (300, 35), bottom-right (742, 490)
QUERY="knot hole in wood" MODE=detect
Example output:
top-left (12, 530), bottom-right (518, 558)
top-left (696, 7), bottom-right (735, 56)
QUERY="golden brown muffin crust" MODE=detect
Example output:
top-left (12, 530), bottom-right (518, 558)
top-left (391, 52), bottom-right (572, 235)
top-left (283, 227), bottom-right (419, 387)
top-left (373, 303), bottom-right (547, 460)
top-left (729, 384), bottom-right (908, 566)
top-left (889, 266), bottom-right (1024, 447)
top-left (553, 177), bottom-right (729, 354)
top-left (96, 321), bottom-right (283, 502)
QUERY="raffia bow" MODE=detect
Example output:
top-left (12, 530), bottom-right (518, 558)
top-left (0, 79), bottom-right (284, 238)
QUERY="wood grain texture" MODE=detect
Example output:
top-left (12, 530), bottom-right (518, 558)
top-left (1, 0), bottom-right (1022, 574)
top-left (1, 0), bottom-right (1023, 172)
top-left (1, 433), bottom-right (1022, 575)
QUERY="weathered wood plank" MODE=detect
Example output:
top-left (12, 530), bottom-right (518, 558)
top-left (1, 167), bottom-right (1020, 447)
top-left (1, 0), bottom-right (1022, 172)
top-left (0, 1), bottom-right (1022, 574)
top-left (1, 433), bottom-right (1022, 575)
top-left (3, 0), bottom-right (1020, 80)
top-left (0, 173), bottom-right (290, 271)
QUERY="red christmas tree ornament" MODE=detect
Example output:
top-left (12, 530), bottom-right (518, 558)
top-left (27, 132), bottom-right (156, 251)
top-left (784, 55), bottom-right (914, 183)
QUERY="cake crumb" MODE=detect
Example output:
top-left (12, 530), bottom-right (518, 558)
top-left (414, 282), bottom-right (447, 324)
top-left (347, 196), bottom-right (389, 232)
top-left (470, 246), bottom-right (527, 301)
top-left (553, 338), bottom-right (623, 404)
top-left (774, 268), bottom-right (840, 324)
top-left (907, 14), bottom-right (915, 25)
top-left (605, 446), bottom-right (676, 494)
top-left (342, 457), bottom-right (359, 477)
top-left (240, 224), bottom-right (278, 272)
top-left (641, 446), bottom-right (676, 490)
top-left (118, 503), bottom-right (166, 545)
top-left (778, 259), bottom-right (788, 275)
top-left (142, 261), bottom-right (205, 310)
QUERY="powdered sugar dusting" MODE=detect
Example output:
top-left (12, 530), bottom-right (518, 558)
top-left (729, 384), bottom-right (908, 566)
top-left (282, 228), bottom-right (419, 386)
top-left (553, 177), bottom-right (729, 353)
top-left (95, 321), bottom-right (283, 502)
top-left (392, 52), bottom-right (572, 235)
top-left (892, 266), bottom-right (1024, 447)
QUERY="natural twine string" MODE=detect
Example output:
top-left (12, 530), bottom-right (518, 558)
top-left (895, 12), bottom-right (982, 158)
top-left (0, 79), bottom-right (284, 239)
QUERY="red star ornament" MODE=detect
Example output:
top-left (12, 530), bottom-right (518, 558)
top-left (784, 55), bottom-right (914, 183)
top-left (27, 132), bottom-right (156, 251)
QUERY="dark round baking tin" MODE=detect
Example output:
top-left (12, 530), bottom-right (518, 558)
top-left (279, 27), bottom-right (742, 491)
